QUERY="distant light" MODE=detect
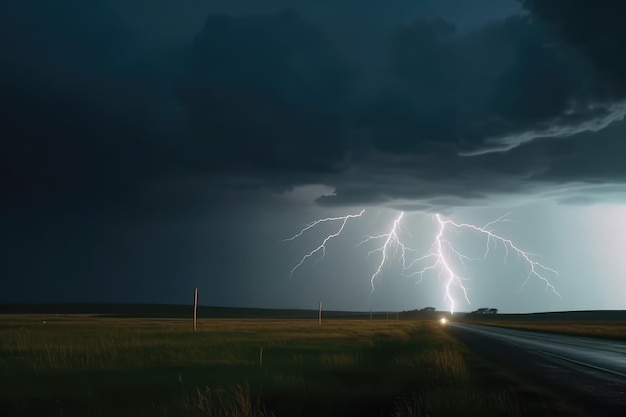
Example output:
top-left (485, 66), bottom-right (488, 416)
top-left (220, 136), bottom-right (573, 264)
top-left (440, 317), bottom-right (448, 325)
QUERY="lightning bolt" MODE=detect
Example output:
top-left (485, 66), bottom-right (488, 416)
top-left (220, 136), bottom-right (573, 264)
top-left (406, 213), bottom-right (559, 314)
top-left (286, 210), bottom-right (559, 314)
top-left (285, 210), bottom-right (365, 276)
top-left (356, 212), bottom-right (417, 291)
top-left (402, 214), bottom-right (473, 315)
top-left (438, 214), bottom-right (560, 309)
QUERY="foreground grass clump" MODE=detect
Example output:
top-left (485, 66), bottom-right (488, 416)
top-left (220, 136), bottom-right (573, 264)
top-left (0, 316), bottom-right (579, 417)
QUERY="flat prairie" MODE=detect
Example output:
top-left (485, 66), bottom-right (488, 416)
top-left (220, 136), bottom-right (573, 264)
top-left (0, 314), bottom-right (584, 417)
top-left (460, 310), bottom-right (626, 340)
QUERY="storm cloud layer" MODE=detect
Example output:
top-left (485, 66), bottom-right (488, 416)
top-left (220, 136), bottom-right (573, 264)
top-left (3, 0), bottom-right (626, 214)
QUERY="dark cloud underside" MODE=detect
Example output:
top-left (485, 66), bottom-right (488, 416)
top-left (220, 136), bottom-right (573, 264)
top-left (2, 0), bottom-right (626, 215)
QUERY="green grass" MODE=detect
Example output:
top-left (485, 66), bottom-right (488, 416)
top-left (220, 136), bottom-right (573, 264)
top-left (460, 315), bottom-right (626, 341)
top-left (0, 315), bottom-right (583, 417)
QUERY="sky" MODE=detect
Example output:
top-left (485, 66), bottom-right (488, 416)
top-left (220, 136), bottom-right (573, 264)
top-left (2, 0), bottom-right (626, 313)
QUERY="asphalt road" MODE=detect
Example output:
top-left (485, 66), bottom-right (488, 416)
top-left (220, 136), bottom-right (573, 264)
top-left (449, 323), bottom-right (626, 416)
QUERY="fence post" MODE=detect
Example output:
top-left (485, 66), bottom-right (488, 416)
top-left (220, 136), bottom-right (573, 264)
top-left (318, 301), bottom-right (322, 326)
top-left (193, 288), bottom-right (198, 332)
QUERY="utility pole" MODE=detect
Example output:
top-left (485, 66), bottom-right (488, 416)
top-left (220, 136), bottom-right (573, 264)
top-left (318, 301), bottom-right (322, 326)
top-left (193, 288), bottom-right (198, 332)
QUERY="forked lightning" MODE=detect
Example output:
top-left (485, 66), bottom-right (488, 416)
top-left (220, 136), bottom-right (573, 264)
top-left (286, 210), bottom-right (559, 313)
top-left (284, 210), bottom-right (366, 277)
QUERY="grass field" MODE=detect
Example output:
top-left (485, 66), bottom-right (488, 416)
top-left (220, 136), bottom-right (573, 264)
top-left (0, 315), bottom-right (583, 417)
top-left (460, 311), bottom-right (626, 341)
top-left (466, 320), bottom-right (626, 340)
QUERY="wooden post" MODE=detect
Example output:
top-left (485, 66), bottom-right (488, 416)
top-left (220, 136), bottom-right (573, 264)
top-left (318, 301), bottom-right (322, 326)
top-left (193, 288), bottom-right (198, 332)
top-left (396, 311), bottom-right (399, 320)
top-left (369, 309), bottom-right (372, 320)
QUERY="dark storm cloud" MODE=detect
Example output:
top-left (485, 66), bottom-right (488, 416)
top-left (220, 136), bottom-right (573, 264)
top-left (3, 0), bottom-right (626, 216)
top-left (362, 10), bottom-right (626, 157)
top-left (0, 1), bottom-right (170, 213)
top-left (171, 3), bottom-right (626, 207)
top-left (520, 0), bottom-right (626, 95)
top-left (175, 10), bottom-right (352, 175)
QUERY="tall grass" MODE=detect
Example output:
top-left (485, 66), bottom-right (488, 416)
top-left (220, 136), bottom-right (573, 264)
top-left (182, 385), bottom-right (275, 417)
top-left (393, 390), bottom-right (522, 417)
top-left (0, 316), bottom-right (582, 416)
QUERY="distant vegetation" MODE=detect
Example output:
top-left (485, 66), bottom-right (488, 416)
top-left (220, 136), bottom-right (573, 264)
top-left (0, 315), bottom-right (584, 417)
top-left (470, 308), bottom-right (498, 315)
